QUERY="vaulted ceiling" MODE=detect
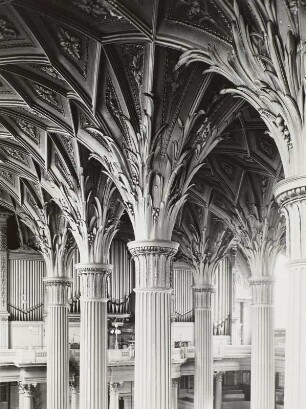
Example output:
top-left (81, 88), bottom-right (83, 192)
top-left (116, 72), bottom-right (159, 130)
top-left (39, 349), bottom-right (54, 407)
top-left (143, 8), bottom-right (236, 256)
top-left (0, 0), bottom-right (286, 249)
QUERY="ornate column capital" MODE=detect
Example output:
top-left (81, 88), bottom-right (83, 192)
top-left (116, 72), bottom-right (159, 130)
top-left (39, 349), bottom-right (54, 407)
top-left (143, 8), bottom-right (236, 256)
top-left (127, 240), bottom-right (178, 289)
top-left (215, 372), bottom-right (223, 382)
top-left (18, 382), bottom-right (37, 396)
top-left (76, 263), bottom-right (112, 300)
top-left (249, 277), bottom-right (275, 306)
top-left (192, 285), bottom-right (215, 309)
top-left (109, 382), bottom-right (122, 394)
top-left (274, 175), bottom-right (306, 207)
top-left (44, 277), bottom-right (72, 306)
top-left (69, 380), bottom-right (79, 394)
top-left (172, 378), bottom-right (180, 388)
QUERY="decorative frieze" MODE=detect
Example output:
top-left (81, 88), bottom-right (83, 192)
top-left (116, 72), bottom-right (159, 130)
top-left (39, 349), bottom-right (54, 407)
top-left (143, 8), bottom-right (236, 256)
top-left (192, 285), bottom-right (214, 309)
top-left (76, 263), bottom-right (112, 299)
top-left (127, 240), bottom-right (178, 289)
top-left (249, 277), bottom-right (274, 306)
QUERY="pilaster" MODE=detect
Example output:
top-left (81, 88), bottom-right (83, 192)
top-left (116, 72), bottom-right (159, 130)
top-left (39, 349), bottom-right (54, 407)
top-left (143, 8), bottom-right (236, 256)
top-left (192, 285), bottom-right (215, 409)
top-left (127, 240), bottom-right (178, 409)
top-left (69, 381), bottom-right (79, 409)
top-left (76, 263), bottom-right (112, 409)
top-left (171, 379), bottom-right (179, 409)
top-left (274, 176), bottom-right (306, 409)
top-left (19, 383), bottom-right (37, 409)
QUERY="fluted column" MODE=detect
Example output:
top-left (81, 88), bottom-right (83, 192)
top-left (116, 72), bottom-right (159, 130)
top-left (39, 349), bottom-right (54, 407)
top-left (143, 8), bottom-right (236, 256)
top-left (0, 212), bottom-right (10, 348)
top-left (275, 177), bottom-right (306, 409)
top-left (76, 263), bottom-right (111, 409)
top-left (109, 382), bottom-right (121, 409)
top-left (70, 381), bottom-right (79, 409)
top-left (44, 277), bottom-right (72, 409)
top-left (249, 277), bottom-right (275, 409)
top-left (171, 379), bottom-right (179, 409)
top-left (214, 373), bottom-right (223, 409)
top-left (19, 384), bottom-right (36, 409)
top-left (127, 240), bottom-right (179, 409)
top-left (193, 285), bottom-right (215, 409)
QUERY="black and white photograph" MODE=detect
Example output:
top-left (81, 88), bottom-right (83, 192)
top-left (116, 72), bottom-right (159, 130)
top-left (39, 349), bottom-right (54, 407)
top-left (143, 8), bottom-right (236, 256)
top-left (0, 1), bottom-right (305, 408)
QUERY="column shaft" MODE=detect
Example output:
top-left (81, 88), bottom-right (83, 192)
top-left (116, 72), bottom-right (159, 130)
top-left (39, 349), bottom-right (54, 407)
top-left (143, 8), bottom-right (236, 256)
top-left (171, 379), bottom-right (179, 409)
top-left (109, 383), bottom-right (120, 409)
top-left (275, 176), bottom-right (306, 409)
top-left (70, 383), bottom-right (79, 409)
top-left (45, 278), bottom-right (71, 409)
top-left (214, 373), bottom-right (223, 409)
top-left (193, 286), bottom-right (214, 409)
top-left (77, 264), bottom-right (111, 409)
top-left (128, 240), bottom-right (178, 409)
top-left (250, 278), bottom-right (274, 409)
top-left (123, 396), bottom-right (132, 409)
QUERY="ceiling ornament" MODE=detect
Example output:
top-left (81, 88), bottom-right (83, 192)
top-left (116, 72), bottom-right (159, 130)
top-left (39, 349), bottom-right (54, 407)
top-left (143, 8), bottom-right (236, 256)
top-left (16, 119), bottom-right (40, 145)
top-left (177, 0), bottom-right (304, 177)
top-left (0, 16), bottom-right (17, 40)
top-left (57, 27), bottom-right (81, 60)
top-left (89, 100), bottom-right (222, 241)
top-left (72, 0), bottom-right (124, 22)
top-left (174, 204), bottom-right (234, 286)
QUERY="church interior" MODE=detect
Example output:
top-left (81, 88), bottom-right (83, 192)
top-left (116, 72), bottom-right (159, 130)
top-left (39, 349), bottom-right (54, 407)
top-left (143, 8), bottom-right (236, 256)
top-left (0, 1), bottom-right (305, 409)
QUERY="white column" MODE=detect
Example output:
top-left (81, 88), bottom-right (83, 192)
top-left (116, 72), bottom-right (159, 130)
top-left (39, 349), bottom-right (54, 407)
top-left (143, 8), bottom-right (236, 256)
top-left (76, 263), bottom-right (111, 409)
top-left (44, 277), bottom-right (72, 409)
top-left (0, 212), bottom-right (9, 348)
top-left (275, 177), bottom-right (306, 409)
top-left (122, 395), bottom-right (132, 409)
top-left (109, 382), bottom-right (120, 409)
top-left (214, 373), bottom-right (223, 409)
top-left (20, 384), bottom-right (36, 409)
top-left (242, 300), bottom-right (252, 345)
top-left (249, 277), bottom-right (275, 409)
top-left (171, 379), bottom-right (179, 409)
top-left (193, 285), bottom-right (214, 409)
top-left (18, 382), bottom-right (24, 409)
top-left (127, 240), bottom-right (178, 409)
top-left (70, 381), bottom-right (79, 409)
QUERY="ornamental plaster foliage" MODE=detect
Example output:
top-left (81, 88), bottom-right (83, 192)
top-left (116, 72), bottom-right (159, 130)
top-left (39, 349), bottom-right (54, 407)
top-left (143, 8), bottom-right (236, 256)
top-left (0, 16), bottom-right (17, 40)
top-left (192, 285), bottom-right (214, 309)
top-left (57, 27), bottom-right (81, 60)
top-left (76, 265), bottom-right (111, 299)
top-left (233, 201), bottom-right (284, 277)
top-left (16, 119), bottom-right (39, 144)
top-left (19, 383), bottom-right (37, 396)
top-left (44, 278), bottom-right (71, 306)
top-left (73, 0), bottom-right (124, 21)
top-left (90, 96), bottom-right (221, 241)
top-left (174, 204), bottom-right (233, 286)
top-left (0, 225), bottom-right (7, 250)
top-left (52, 171), bottom-right (124, 264)
top-left (109, 382), bottom-right (121, 393)
top-left (128, 241), bottom-right (178, 289)
top-left (177, 0), bottom-right (306, 177)
top-left (33, 83), bottom-right (60, 108)
top-left (249, 277), bottom-right (274, 305)
top-left (17, 202), bottom-right (73, 277)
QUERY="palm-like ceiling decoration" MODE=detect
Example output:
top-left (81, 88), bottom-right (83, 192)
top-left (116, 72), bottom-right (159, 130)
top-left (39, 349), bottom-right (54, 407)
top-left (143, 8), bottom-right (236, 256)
top-left (0, 0), bottom-right (290, 257)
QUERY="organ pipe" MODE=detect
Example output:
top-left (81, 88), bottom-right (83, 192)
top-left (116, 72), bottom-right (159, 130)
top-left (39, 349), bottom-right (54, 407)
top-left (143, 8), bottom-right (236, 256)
top-left (172, 263), bottom-right (194, 322)
top-left (8, 248), bottom-right (45, 321)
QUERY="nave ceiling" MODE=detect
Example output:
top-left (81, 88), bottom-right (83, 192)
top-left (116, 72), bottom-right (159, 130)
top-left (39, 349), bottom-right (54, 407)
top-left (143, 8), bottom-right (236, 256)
top-left (0, 0), bottom-right (292, 273)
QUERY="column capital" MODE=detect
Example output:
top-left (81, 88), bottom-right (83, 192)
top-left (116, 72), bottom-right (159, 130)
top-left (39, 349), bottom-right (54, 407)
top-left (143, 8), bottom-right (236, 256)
top-left (18, 382), bottom-right (37, 396)
top-left (76, 263), bottom-right (112, 300)
top-left (192, 285), bottom-right (215, 309)
top-left (128, 240), bottom-right (178, 289)
top-left (109, 382), bottom-right (122, 394)
top-left (69, 380), bottom-right (79, 393)
top-left (44, 277), bottom-right (72, 306)
top-left (274, 175), bottom-right (306, 206)
top-left (172, 378), bottom-right (180, 388)
top-left (249, 277), bottom-right (275, 305)
top-left (215, 372), bottom-right (223, 382)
